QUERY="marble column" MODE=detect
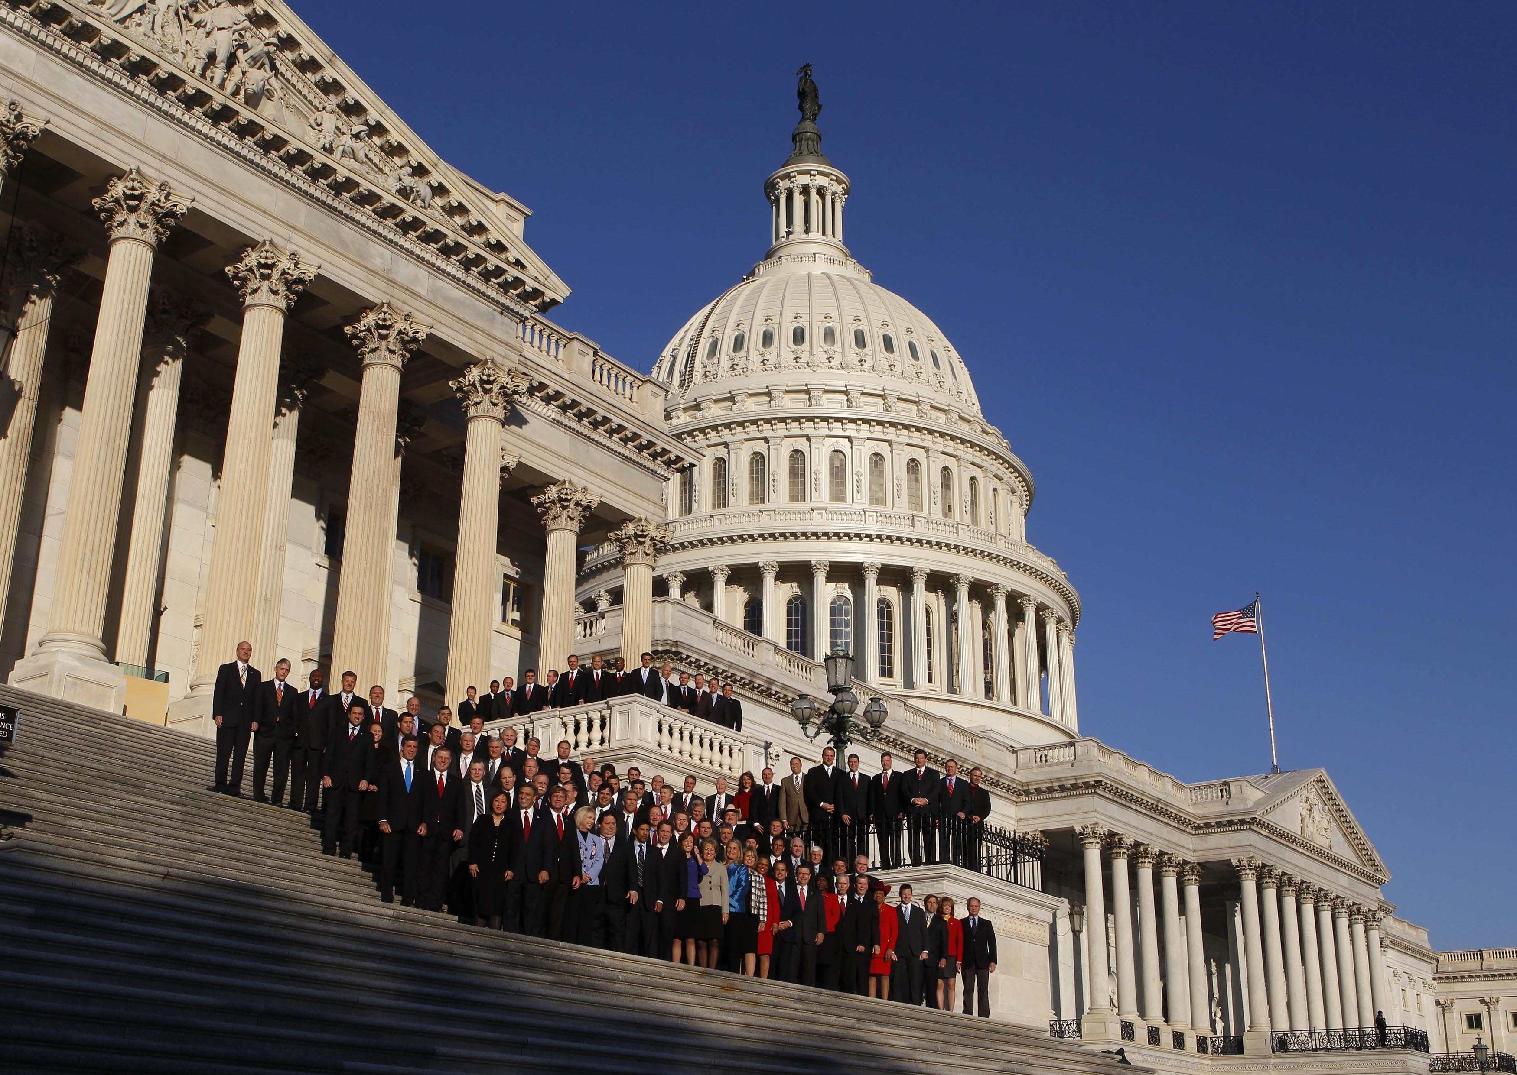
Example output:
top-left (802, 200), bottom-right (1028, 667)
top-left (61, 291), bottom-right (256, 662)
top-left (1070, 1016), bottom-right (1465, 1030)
top-left (115, 296), bottom-right (194, 669)
top-left (1135, 845), bottom-right (1165, 1025)
top-left (952, 574), bottom-right (972, 696)
top-left (193, 243), bottom-right (315, 697)
top-left (1233, 858), bottom-right (1273, 1043)
top-left (328, 304), bottom-right (428, 686)
top-left (1317, 895), bottom-right (1345, 1031)
top-left (1278, 877), bottom-right (1309, 1031)
top-left (1059, 623), bottom-right (1079, 730)
top-left (710, 565), bottom-right (730, 623)
top-left (1160, 854), bottom-right (1191, 1032)
top-left (1019, 596), bottom-right (1041, 712)
top-left (1011, 604), bottom-right (1029, 708)
top-left (1299, 885), bottom-right (1327, 1032)
top-left (530, 482), bottom-right (599, 671)
top-left (1350, 908), bottom-right (1375, 1029)
top-left (1259, 868), bottom-right (1291, 1032)
top-left (1108, 836), bottom-right (1139, 1019)
top-left (1076, 824), bottom-right (1116, 1036)
top-left (910, 567), bottom-right (928, 686)
top-left (812, 560), bottom-right (830, 659)
top-left (1042, 609), bottom-right (1065, 723)
top-left (15, 170), bottom-right (188, 708)
top-left (759, 560), bottom-right (780, 643)
top-left (1333, 899), bottom-right (1361, 1028)
top-left (990, 585), bottom-right (1012, 704)
top-left (0, 226), bottom-right (69, 616)
top-left (0, 100), bottom-right (43, 199)
top-left (1365, 912), bottom-right (1390, 1023)
top-left (664, 571), bottom-right (685, 602)
top-left (861, 562), bottom-right (880, 680)
top-left (615, 518), bottom-right (668, 668)
top-left (1182, 863), bottom-right (1211, 1034)
top-left (444, 361), bottom-right (526, 702)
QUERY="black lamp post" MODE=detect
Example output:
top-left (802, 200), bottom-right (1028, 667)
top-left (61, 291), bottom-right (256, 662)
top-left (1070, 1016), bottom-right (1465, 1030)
top-left (790, 652), bottom-right (887, 756)
top-left (1474, 1037), bottom-right (1490, 1072)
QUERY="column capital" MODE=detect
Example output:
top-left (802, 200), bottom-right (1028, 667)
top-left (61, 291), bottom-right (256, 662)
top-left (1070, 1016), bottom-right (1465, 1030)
top-left (93, 168), bottom-right (190, 246)
top-left (1107, 832), bottom-right (1133, 858)
top-left (1365, 910), bottom-right (1384, 928)
top-left (450, 359), bottom-right (530, 422)
top-left (861, 561), bottom-right (881, 581)
top-left (1134, 844), bottom-right (1159, 869)
top-left (1018, 592), bottom-right (1037, 612)
top-left (810, 559), bottom-right (830, 577)
top-left (1039, 606), bottom-right (1063, 626)
top-left (663, 570), bottom-right (686, 587)
top-left (1158, 851), bottom-right (1184, 876)
top-left (0, 223), bottom-right (74, 324)
top-left (612, 517), bottom-right (669, 567)
top-left (991, 583), bottom-right (1009, 602)
top-left (226, 241), bottom-right (316, 311)
top-left (910, 567), bottom-right (929, 585)
top-left (1277, 874), bottom-right (1299, 897)
top-left (1258, 865), bottom-right (1281, 889)
top-left (593, 589), bottom-right (612, 612)
top-left (1075, 823), bottom-right (1107, 848)
top-left (1, 99), bottom-right (43, 175)
top-left (532, 481), bottom-right (599, 533)
top-left (1297, 883), bottom-right (1320, 904)
top-left (952, 572), bottom-right (972, 591)
top-left (758, 560), bottom-right (780, 578)
top-left (1231, 856), bottom-right (1262, 880)
top-left (345, 302), bottom-right (429, 370)
top-left (1332, 897), bottom-right (1350, 917)
top-left (499, 450), bottom-right (519, 486)
top-left (710, 564), bottom-right (731, 582)
top-left (1180, 862), bottom-right (1203, 886)
top-left (1348, 906), bottom-right (1367, 925)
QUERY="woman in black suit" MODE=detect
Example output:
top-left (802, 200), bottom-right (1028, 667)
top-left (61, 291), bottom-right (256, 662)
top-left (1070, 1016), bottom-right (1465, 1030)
top-left (468, 791), bottom-right (513, 928)
top-left (357, 722), bottom-right (387, 864)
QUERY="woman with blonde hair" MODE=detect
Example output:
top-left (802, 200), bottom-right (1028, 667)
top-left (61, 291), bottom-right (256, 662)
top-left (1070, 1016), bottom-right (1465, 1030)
top-left (696, 837), bottom-right (729, 969)
top-left (929, 894), bottom-right (963, 1012)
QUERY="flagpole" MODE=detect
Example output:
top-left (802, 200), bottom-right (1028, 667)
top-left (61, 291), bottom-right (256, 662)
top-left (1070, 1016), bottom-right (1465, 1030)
top-left (1255, 592), bottom-right (1280, 774)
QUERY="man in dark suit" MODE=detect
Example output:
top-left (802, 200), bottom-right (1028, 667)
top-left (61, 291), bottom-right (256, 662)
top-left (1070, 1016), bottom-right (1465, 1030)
top-left (581, 655), bottom-right (612, 703)
top-left (785, 863), bottom-right (825, 986)
top-left (251, 657), bottom-right (300, 805)
top-left (606, 657), bottom-right (630, 698)
top-left (650, 820), bottom-right (684, 959)
top-left (633, 652), bottom-right (664, 702)
top-left (526, 785), bottom-right (578, 939)
top-left (619, 819), bottom-right (657, 957)
top-left (838, 752), bottom-right (870, 866)
top-left (804, 746), bottom-right (845, 861)
top-left (902, 750), bottom-right (942, 866)
top-left (514, 669), bottom-right (546, 714)
top-left (289, 668), bottom-right (326, 814)
top-left (963, 766), bottom-right (993, 871)
top-left (321, 700), bottom-right (371, 857)
top-left (596, 811), bottom-right (627, 952)
top-left (894, 884), bottom-right (930, 1005)
top-left (940, 759), bottom-right (972, 867)
top-left (548, 740), bottom-right (586, 800)
top-left (839, 872), bottom-right (878, 996)
top-left (494, 677), bottom-right (517, 720)
top-left (477, 679), bottom-right (502, 721)
top-left (869, 751), bottom-right (905, 869)
top-left (498, 725), bottom-right (526, 779)
top-left (457, 685), bottom-right (480, 724)
top-left (211, 641), bottom-right (260, 795)
top-left (705, 774), bottom-right (736, 822)
top-left (749, 766), bottom-right (781, 833)
top-left (668, 672), bottom-right (694, 711)
top-left (377, 736), bottom-right (424, 904)
top-left (718, 683), bottom-right (743, 732)
top-left (671, 775), bottom-right (700, 822)
top-left (500, 784), bottom-right (537, 933)
top-left (960, 897), bottom-right (997, 1017)
top-left (552, 655), bottom-right (585, 708)
top-left (366, 685), bottom-right (397, 739)
top-left (692, 675), bottom-right (715, 721)
top-left (416, 746), bottom-right (462, 912)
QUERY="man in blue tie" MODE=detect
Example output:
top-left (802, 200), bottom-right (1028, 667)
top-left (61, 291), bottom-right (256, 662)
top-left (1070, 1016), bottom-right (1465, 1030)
top-left (378, 736), bottom-right (424, 904)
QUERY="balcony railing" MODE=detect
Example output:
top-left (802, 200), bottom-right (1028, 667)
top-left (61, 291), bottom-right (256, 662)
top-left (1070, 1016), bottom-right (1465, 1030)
top-left (1430, 1053), bottom-right (1517, 1073)
top-left (1272, 1027), bottom-right (1430, 1054)
top-left (1198, 1035), bottom-right (1244, 1055)
top-left (789, 813), bottom-right (1044, 891)
top-left (1049, 1018), bottom-right (1081, 1040)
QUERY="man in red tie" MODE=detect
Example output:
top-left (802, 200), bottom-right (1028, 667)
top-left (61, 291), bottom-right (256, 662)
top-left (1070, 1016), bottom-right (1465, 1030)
top-left (320, 702), bottom-right (371, 857)
top-left (416, 746), bottom-right (461, 912)
top-left (941, 758), bottom-right (971, 867)
top-left (839, 752), bottom-right (870, 866)
top-left (786, 863), bottom-right (826, 986)
top-left (870, 750), bottom-right (904, 869)
top-left (525, 785), bottom-right (576, 939)
top-left (293, 668), bottom-right (326, 814)
top-left (251, 657), bottom-right (300, 806)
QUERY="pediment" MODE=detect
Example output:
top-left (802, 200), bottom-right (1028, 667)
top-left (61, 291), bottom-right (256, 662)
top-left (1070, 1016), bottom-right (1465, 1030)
top-left (1254, 770), bottom-right (1386, 877)
top-left (46, 0), bottom-right (566, 309)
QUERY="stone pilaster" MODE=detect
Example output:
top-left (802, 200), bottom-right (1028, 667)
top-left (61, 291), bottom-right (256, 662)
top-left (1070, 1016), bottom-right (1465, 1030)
top-left (1018, 595), bottom-right (1040, 712)
top-left (1134, 844), bottom-right (1165, 1025)
top-left (1232, 858), bottom-right (1273, 1054)
top-left (1159, 853), bottom-right (1191, 1034)
top-left (1108, 835), bottom-right (1139, 1019)
top-left (1349, 907), bottom-right (1375, 1029)
top-left (614, 518), bottom-right (668, 668)
top-left (952, 574), bottom-right (972, 696)
top-left (0, 100), bottom-right (42, 194)
top-left (328, 303), bottom-right (428, 686)
top-left (1041, 608), bottom-right (1064, 724)
top-left (1317, 894), bottom-right (1345, 1030)
top-left (909, 567), bottom-right (927, 686)
top-left (1182, 862), bottom-right (1210, 1034)
top-left (444, 360), bottom-right (528, 702)
top-left (14, 170), bottom-right (188, 709)
top-left (861, 562), bottom-right (880, 680)
top-left (709, 565), bottom-right (730, 623)
top-left (531, 481), bottom-right (599, 671)
top-left (115, 294), bottom-right (195, 669)
top-left (1298, 885), bottom-right (1327, 1031)
top-left (1059, 623), bottom-right (1079, 730)
top-left (1076, 824), bottom-right (1117, 1040)
top-left (0, 225), bottom-right (69, 616)
top-left (990, 585), bottom-right (1011, 704)
top-left (758, 560), bottom-right (780, 643)
top-left (1278, 876), bottom-right (1309, 1031)
top-left (1333, 899), bottom-right (1360, 1029)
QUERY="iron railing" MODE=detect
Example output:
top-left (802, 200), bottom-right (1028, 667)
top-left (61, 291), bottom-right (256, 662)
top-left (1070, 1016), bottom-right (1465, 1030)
top-left (1120, 1020), bottom-right (1135, 1042)
top-left (1172, 1030), bottom-right (1186, 1050)
top-left (1273, 1026), bottom-right (1430, 1053)
top-left (1198, 1035), bottom-right (1245, 1055)
top-left (790, 813), bottom-right (1044, 890)
top-left (1049, 1019), bottom-right (1082, 1040)
top-left (1429, 1053), bottom-right (1517, 1073)
top-left (1146, 1025), bottom-right (1162, 1047)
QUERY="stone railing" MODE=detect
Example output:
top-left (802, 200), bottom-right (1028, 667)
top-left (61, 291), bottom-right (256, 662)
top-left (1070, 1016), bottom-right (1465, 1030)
top-left (1007, 737), bottom-right (1252, 813)
top-left (575, 603), bottom-right (622, 642)
top-left (518, 314), bottom-right (667, 421)
top-left (1437, 947), bottom-right (1517, 972)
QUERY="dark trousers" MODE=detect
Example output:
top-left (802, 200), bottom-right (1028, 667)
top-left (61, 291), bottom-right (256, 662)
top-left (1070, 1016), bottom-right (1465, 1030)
top-left (875, 816), bottom-right (902, 869)
top-left (894, 956), bottom-right (924, 1004)
top-left (818, 953), bottom-right (839, 991)
top-left (599, 898), bottom-right (626, 952)
top-left (773, 941), bottom-right (799, 983)
top-left (500, 878), bottom-right (524, 933)
top-left (417, 837), bottom-right (453, 911)
top-left (252, 734), bottom-right (294, 803)
top-left (322, 787), bottom-right (360, 854)
top-left (908, 813), bottom-right (937, 866)
top-left (545, 881), bottom-right (568, 940)
top-left (797, 942), bottom-right (818, 987)
top-left (214, 720), bottom-right (251, 792)
top-left (963, 822), bottom-right (984, 871)
top-left (379, 830), bottom-right (420, 903)
top-left (849, 951), bottom-right (872, 996)
top-left (962, 963), bottom-right (991, 1016)
top-left (624, 904), bottom-right (656, 957)
top-left (523, 880), bottom-right (551, 937)
top-left (287, 746), bottom-right (309, 810)
top-left (563, 884), bottom-right (602, 947)
top-left (298, 748), bottom-right (325, 813)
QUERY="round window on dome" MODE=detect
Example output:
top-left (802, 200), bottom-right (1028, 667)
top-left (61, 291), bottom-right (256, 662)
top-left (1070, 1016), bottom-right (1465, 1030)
top-left (853, 328), bottom-right (867, 349)
top-left (761, 327), bottom-right (775, 349)
top-left (908, 340), bottom-right (920, 361)
top-left (882, 333), bottom-right (895, 354)
top-left (732, 331), bottom-right (745, 353)
top-left (823, 325), bottom-right (836, 347)
top-left (792, 325), bottom-right (806, 347)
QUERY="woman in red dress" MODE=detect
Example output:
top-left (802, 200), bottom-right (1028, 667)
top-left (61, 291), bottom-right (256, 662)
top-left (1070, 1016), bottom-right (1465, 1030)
top-left (932, 895), bottom-right (965, 1012)
top-left (734, 770), bottom-right (756, 822)
top-left (752, 855), bottom-right (779, 979)
top-left (869, 881), bottom-right (897, 1000)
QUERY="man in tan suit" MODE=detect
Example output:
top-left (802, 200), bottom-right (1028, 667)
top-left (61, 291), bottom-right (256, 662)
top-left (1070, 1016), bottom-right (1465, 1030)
top-left (780, 755), bottom-right (810, 833)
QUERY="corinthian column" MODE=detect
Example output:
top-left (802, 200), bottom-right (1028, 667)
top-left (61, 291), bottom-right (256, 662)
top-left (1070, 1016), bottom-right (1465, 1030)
top-left (1350, 907), bottom-right (1375, 1029)
top-left (1233, 858), bottom-right (1273, 1050)
top-left (1076, 824), bottom-right (1115, 1036)
top-left (1299, 885), bottom-right (1327, 1031)
top-left (1278, 876), bottom-right (1309, 1031)
top-left (1108, 835), bottom-right (1139, 1019)
top-left (909, 567), bottom-right (928, 686)
top-left (663, 571), bottom-right (685, 602)
top-left (811, 560), bottom-right (830, 659)
top-left (191, 242), bottom-right (315, 697)
top-left (1042, 609), bottom-right (1065, 724)
top-left (759, 561), bottom-right (780, 643)
top-left (444, 361), bottom-right (528, 702)
top-left (1317, 893), bottom-right (1345, 1030)
top-left (0, 225), bottom-right (69, 615)
top-left (1135, 845), bottom-right (1165, 1025)
top-left (990, 586), bottom-right (1011, 703)
top-left (1182, 863), bottom-right (1211, 1034)
top-left (0, 100), bottom-right (42, 198)
top-left (614, 518), bottom-right (669, 668)
top-left (15, 170), bottom-right (188, 707)
top-left (116, 295), bottom-right (195, 669)
top-left (861, 562), bottom-right (880, 680)
top-left (328, 303), bottom-right (428, 686)
top-left (531, 482), bottom-right (599, 671)
top-left (1365, 911), bottom-right (1390, 1023)
top-left (1159, 853), bottom-right (1192, 1032)
top-left (952, 574), bottom-right (972, 695)
top-left (1333, 899), bottom-right (1360, 1028)
top-left (1259, 867), bottom-right (1290, 1032)
top-left (1019, 595), bottom-right (1040, 712)
top-left (1059, 623), bottom-right (1080, 730)
top-left (710, 565), bottom-right (730, 623)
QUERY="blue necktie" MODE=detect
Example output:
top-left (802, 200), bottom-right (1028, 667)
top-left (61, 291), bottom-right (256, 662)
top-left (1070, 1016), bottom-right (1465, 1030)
top-left (403, 760), bottom-right (413, 792)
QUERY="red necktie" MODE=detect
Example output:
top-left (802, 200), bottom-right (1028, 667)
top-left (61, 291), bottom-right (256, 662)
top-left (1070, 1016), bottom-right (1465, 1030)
top-left (523, 818), bottom-right (531, 842)
top-left (276, 683), bottom-right (283, 704)
top-left (308, 692), bottom-right (316, 709)
top-left (437, 776), bottom-right (444, 797)
top-left (555, 815), bottom-right (564, 839)
top-left (800, 888), bottom-right (807, 909)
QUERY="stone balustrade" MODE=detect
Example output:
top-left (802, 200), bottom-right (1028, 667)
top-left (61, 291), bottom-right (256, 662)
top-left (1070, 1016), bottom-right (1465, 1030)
top-left (518, 313), bottom-right (667, 421)
top-left (1436, 947), bottom-right (1517, 972)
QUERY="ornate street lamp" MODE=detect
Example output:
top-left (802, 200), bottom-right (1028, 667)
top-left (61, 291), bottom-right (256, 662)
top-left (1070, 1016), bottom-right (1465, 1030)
top-left (1473, 1037), bottom-right (1489, 1072)
top-left (793, 651), bottom-right (885, 755)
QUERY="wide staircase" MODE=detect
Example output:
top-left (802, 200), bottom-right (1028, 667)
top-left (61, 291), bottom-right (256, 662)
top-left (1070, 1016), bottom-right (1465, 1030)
top-left (0, 685), bottom-right (1146, 1074)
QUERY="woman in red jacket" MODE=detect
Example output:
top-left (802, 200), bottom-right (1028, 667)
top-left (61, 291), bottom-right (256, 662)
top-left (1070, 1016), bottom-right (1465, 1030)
top-left (752, 855), bottom-right (779, 979)
top-left (931, 894), bottom-right (964, 1012)
top-left (734, 770), bottom-right (756, 822)
top-left (869, 881), bottom-right (897, 1000)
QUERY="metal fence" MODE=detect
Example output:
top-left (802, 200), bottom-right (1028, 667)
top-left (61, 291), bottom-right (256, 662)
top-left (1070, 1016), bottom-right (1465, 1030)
top-left (790, 813), bottom-right (1044, 890)
top-left (1273, 1026), bottom-right (1430, 1054)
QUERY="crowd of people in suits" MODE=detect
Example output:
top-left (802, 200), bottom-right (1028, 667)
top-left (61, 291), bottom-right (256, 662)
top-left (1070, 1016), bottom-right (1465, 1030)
top-left (207, 644), bottom-right (999, 1016)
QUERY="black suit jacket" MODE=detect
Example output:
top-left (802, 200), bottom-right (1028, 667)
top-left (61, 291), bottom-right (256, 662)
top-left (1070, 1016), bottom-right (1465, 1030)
top-left (782, 882), bottom-right (824, 946)
top-left (457, 699), bottom-right (478, 723)
top-left (324, 723), bottom-right (370, 789)
top-left (212, 661), bottom-right (260, 727)
top-left (839, 894), bottom-right (879, 954)
top-left (961, 916), bottom-right (997, 968)
top-left (378, 757), bottom-right (424, 832)
top-left (868, 771), bottom-right (904, 821)
top-left (294, 687), bottom-right (327, 746)
top-left (838, 769), bottom-right (869, 822)
top-left (503, 807), bottom-right (535, 877)
top-left (671, 791), bottom-right (699, 820)
top-left (895, 904), bottom-right (929, 958)
top-left (514, 683), bottom-right (546, 714)
top-left (580, 670), bottom-right (612, 704)
top-left (526, 810), bottom-right (578, 883)
top-left (368, 706), bottom-right (398, 738)
top-left (620, 839), bottom-right (656, 904)
top-left (320, 693), bottom-right (368, 750)
top-left (551, 670), bottom-right (584, 708)
top-left (901, 767), bottom-right (942, 816)
top-left (253, 678), bottom-right (300, 739)
top-left (693, 691), bottom-right (715, 722)
top-left (803, 765), bottom-right (844, 818)
top-left (749, 784), bottom-right (780, 831)
top-left (967, 784), bottom-right (992, 823)
top-left (635, 667), bottom-right (664, 702)
top-left (417, 771), bottom-right (464, 841)
top-left (650, 842), bottom-right (686, 910)
top-left (723, 697), bottom-right (743, 732)
top-left (942, 774), bottom-right (972, 818)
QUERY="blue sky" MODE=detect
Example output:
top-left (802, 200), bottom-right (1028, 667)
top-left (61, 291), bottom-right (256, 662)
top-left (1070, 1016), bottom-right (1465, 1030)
top-left (302, 1), bottom-right (1516, 948)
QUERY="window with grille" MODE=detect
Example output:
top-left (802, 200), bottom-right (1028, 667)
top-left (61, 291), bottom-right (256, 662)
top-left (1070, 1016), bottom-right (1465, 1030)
top-left (924, 605), bottom-right (936, 683)
top-left (877, 597), bottom-right (895, 678)
top-left (828, 450), bottom-right (847, 502)
top-left (868, 453), bottom-right (887, 506)
top-left (711, 456), bottom-right (729, 509)
top-left (906, 459), bottom-right (923, 512)
top-left (983, 626), bottom-right (994, 698)
top-left (968, 477), bottom-right (980, 526)
top-left (829, 595), bottom-right (853, 655)
top-left (940, 466), bottom-right (954, 518)
top-left (786, 595), bottom-right (808, 655)
top-left (416, 546), bottom-right (453, 602)
top-left (743, 598), bottom-right (762, 637)
top-left (678, 468), bottom-right (695, 516)
top-left (748, 451), bottom-right (768, 506)
top-left (787, 449), bottom-right (807, 503)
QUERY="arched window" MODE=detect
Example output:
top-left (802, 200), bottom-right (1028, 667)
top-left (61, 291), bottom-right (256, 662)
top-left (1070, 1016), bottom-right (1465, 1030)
top-left (877, 597), bottom-right (895, 679)
top-left (991, 488), bottom-right (1000, 533)
top-left (748, 451), bottom-right (768, 506)
top-left (906, 459), bottom-right (923, 512)
top-left (868, 452), bottom-right (887, 506)
top-left (711, 457), bottom-right (729, 509)
top-left (983, 626), bottom-right (995, 699)
top-left (731, 330), bottom-right (746, 353)
top-left (930, 349), bottom-right (942, 369)
top-left (908, 339), bottom-right (920, 362)
top-left (828, 450), bottom-right (848, 502)
top-left (792, 325), bottom-right (806, 347)
top-left (823, 325), bottom-right (836, 347)
top-left (968, 477), bottom-right (980, 526)
top-left (678, 468), bottom-right (695, 516)
top-left (924, 605), bottom-right (936, 684)
top-left (785, 595), bottom-right (808, 655)
top-left (679, 351), bottom-right (696, 389)
top-left (829, 595), bottom-right (853, 656)
top-left (853, 328), bottom-right (867, 349)
top-left (761, 326), bottom-right (775, 349)
top-left (940, 466), bottom-right (954, 519)
top-left (787, 449), bottom-right (807, 503)
top-left (705, 337), bottom-right (719, 360)
top-left (743, 597), bottom-right (762, 637)
top-left (882, 333), bottom-right (896, 354)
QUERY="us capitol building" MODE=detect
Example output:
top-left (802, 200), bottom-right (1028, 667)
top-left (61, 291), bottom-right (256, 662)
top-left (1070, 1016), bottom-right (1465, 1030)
top-left (0, 2), bottom-right (1508, 1070)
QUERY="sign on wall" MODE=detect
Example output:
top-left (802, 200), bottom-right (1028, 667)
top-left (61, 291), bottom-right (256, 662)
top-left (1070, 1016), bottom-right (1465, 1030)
top-left (0, 704), bottom-right (18, 745)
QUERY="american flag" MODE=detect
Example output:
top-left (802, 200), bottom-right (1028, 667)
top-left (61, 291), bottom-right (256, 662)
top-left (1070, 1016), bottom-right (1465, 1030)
top-left (1212, 600), bottom-right (1259, 640)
